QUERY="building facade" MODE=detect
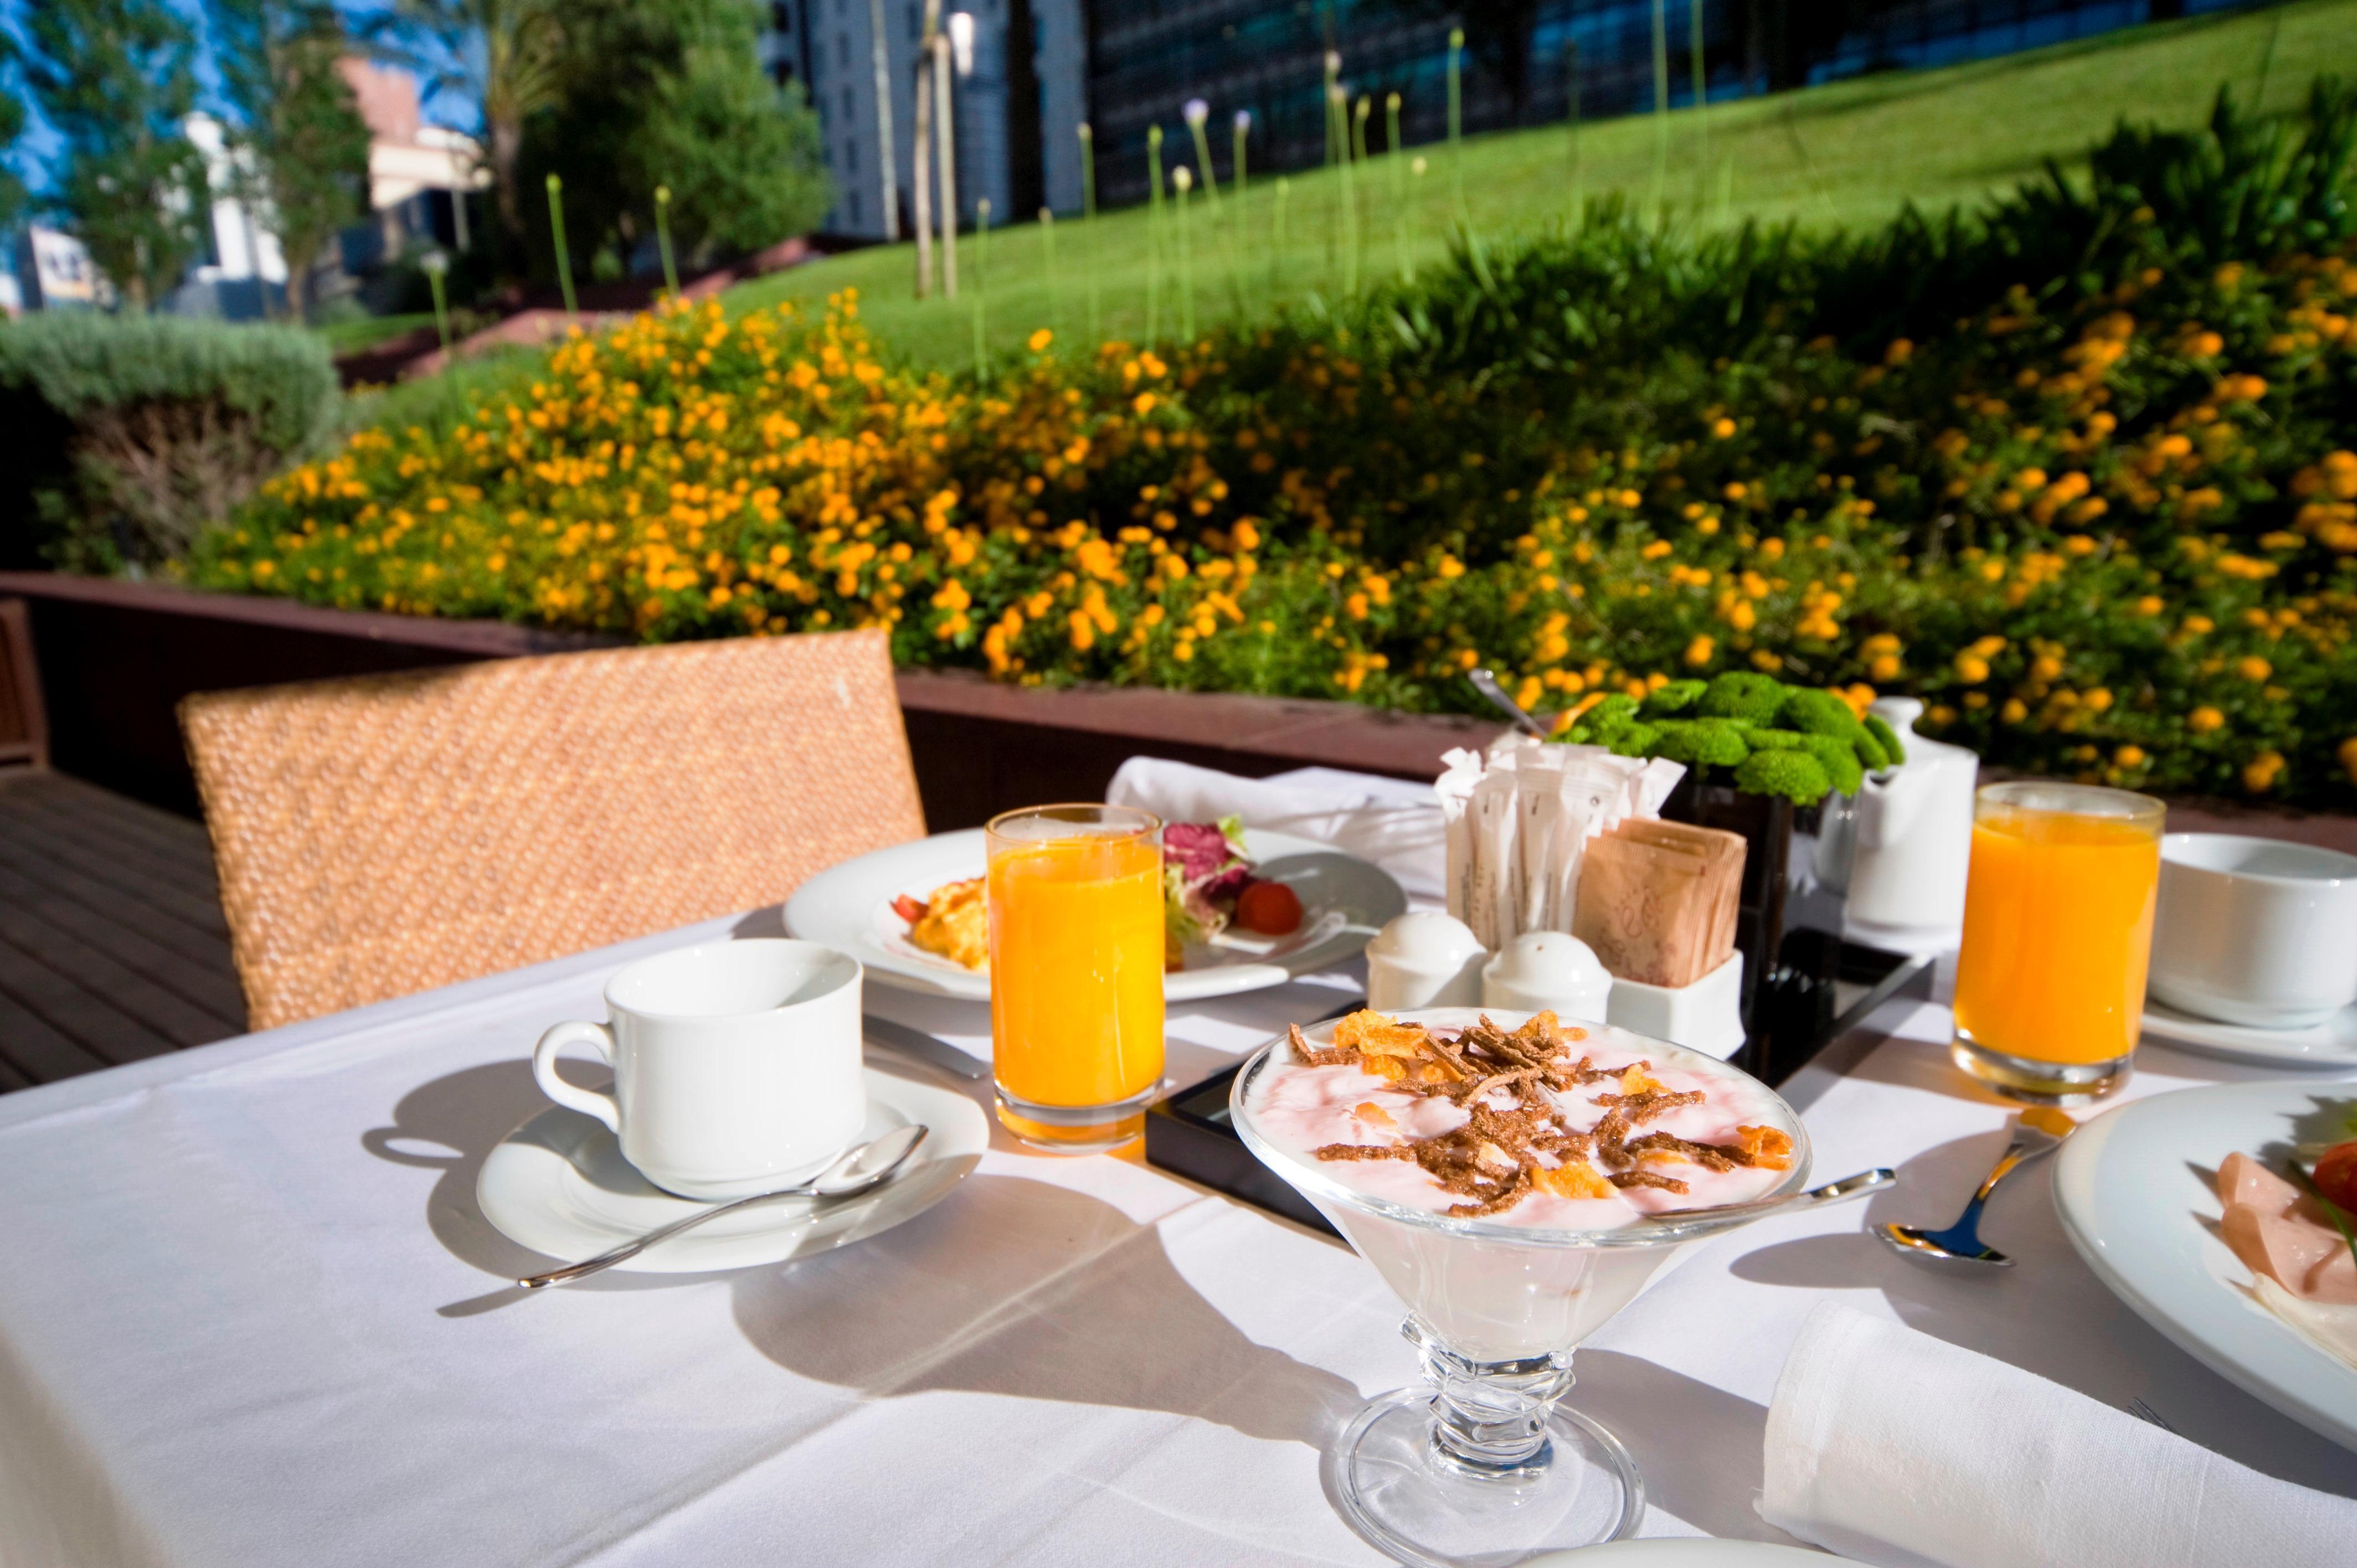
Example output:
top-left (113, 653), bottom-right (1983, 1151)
top-left (769, 0), bottom-right (2267, 229)
top-left (764, 0), bottom-right (1087, 237)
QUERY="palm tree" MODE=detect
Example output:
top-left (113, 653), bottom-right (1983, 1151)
top-left (385, 0), bottom-right (566, 256)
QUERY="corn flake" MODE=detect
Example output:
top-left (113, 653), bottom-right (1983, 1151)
top-left (1532, 1161), bottom-right (1616, 1200)
top-left (1334, 1009), bottom-right (1431, 1058)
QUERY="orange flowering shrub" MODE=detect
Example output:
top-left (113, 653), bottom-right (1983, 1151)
top-left (191, 89), bottom-right (2357, 804)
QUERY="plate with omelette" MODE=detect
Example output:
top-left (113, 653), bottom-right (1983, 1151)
top-left (784, 822), bottom-right (1407, 1003)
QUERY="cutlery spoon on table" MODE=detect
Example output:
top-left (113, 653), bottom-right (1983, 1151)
top-left (516, 1125), bottom-right (929, 1290)
top-left (1877, 1107), bottom-right (2077, 1267)
top-left (1651, 1167), bottom-right (1897, 1225)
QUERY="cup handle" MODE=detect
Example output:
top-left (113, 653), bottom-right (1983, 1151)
top-left (532, 1020), bottom-right (621, 1132)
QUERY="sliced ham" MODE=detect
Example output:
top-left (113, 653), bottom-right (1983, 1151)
top-left (2217, 1151), bottom-right (2357, 1306)
top-left (2218, 1151), bottom-right (2302, 1211)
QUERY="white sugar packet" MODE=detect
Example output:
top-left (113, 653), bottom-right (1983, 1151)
top-left (1438, 739), bottom-right (1683, 948)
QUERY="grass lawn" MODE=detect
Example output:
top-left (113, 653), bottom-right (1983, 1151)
top-left (729, 0), bottom-right (2357, 370)
top-left (311, 312), bottom-right (435, 356)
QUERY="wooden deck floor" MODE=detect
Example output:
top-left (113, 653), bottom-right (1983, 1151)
top-left (0, 770), bottom-right (245, 1091)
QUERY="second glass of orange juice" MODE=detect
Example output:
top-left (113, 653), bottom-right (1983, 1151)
top-left (987, 804), bottom-right (1166, 1150)
top-left (1952, 781), bottom-right (2164, 1104)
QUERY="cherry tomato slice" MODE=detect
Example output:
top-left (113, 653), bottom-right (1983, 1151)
top-left (1235, 879), bottom-right (1303, 936)
top-left (2314, 1139), bottom-right (2357, 1214)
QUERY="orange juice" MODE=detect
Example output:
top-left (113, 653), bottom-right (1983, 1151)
top-left (986, 806), bottom-right (1165, 1147)
top-left (1952, 782), bottom-right (2163, 1102)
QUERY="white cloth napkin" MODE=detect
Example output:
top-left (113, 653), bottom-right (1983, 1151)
top-left (1106, 756), bottom-right (1446, 904)
top-left (1761, 1303), bottom-right (2357, 1567)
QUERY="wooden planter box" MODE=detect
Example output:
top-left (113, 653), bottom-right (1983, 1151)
top-left (0, 572), bottom-right (1501, 829)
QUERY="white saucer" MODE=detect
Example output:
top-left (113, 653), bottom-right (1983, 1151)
top-left (477, 1064), bottom-right (989, 1273)
top-left (2139, 998), bottom-right (2357, 1070)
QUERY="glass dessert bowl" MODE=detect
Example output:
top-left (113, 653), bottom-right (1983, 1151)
top-left (1231, 1006), bottom-right (1813, 1567)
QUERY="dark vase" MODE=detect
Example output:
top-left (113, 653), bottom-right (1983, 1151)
top-left (1658, 770), bottom-right (1848, 1081)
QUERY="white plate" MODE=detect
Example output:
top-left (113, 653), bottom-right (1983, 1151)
top-left (2139, 998), bottom-right (2357, 1070)
top-left (477, 1064), bottom-right (989, 1272)
top-left (2052, 1080), bottom-right (2357, 1450)
top-left (784, 827), bottom-right (1407, 1003)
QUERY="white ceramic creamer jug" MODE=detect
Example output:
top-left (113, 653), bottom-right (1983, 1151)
top-left (1844, 697), bottom-right (1979, 953)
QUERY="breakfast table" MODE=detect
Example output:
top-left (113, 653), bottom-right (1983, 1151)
top-left (2, 893), bottom-right (2353, 1565)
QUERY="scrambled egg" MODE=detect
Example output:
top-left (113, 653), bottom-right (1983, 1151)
top-left (907, 878), bottom-right (988, 969)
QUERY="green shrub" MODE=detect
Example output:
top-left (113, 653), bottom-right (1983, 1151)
top-left (0, 312), bottom-right (338, 571)
top-left (186, 82), bottom-right (2357, 804)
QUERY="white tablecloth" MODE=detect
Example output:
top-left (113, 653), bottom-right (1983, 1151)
top-left (2, 912), bottom-right (2352, 1567)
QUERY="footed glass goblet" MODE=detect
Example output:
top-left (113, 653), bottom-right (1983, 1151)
top-left (1231, 1008), bottom-right (1812, 1567)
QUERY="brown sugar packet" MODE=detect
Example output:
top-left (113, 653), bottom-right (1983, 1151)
top-left (1572, 820), bottom-right (1746, 986)
top-left (1614, 819), bottom-right (1746, 976)
top-left (1572, 827), bottom-right (1704, 986)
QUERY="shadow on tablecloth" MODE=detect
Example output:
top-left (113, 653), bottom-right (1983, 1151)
top-left (362, 1058), bottom-right (707, 1314)
top-left (730, 1172), bottom-right (1365, 1450)
top-left (1725, 1128), bottom-right (2357, 1501)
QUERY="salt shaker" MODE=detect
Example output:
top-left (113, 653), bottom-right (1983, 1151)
top-left (1481, 931), bottom-right (1614, 1023)
top-left (1364, 913), bottom-right (1487, 1012)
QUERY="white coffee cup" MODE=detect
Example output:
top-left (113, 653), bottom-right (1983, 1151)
top-left (2148, 834), bottom-right (2357, 1029)
top-left (532, 939), bottom-right (867, 1200)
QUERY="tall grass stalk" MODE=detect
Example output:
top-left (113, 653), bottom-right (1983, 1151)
top-left (1351, 95), bottom-right (1371, 292)
top-left (1447, 28), bottom-right (1465, 221)
top-left (1689, 0), bottom-right (1710, 202)
top-left (1337, 87), bottom-right (1360, 296)
top-left (545, 174), bottom-right (577, 317)
top-left (1649, 0), bottom-right (1670, 223)
top-left (1079, 123), bottom-right (1100, 342)
top-left (1174, 166), bottom-right (1196, 340)
top-left (1273, 176), bottom-right (1290, 296)
top-left (423, 251), bottom-right (451, 353)
top-left (1039, 207), bottom-right (1059, 341)
top-left (1184, 100), bottom-right (1219, 207)
top-left (1232, 111), bottom-right (1252, 309)
top-left (1323, 51), bottom-right (1341, 169)
top-left (1325, 68), bottom-right (1344, 277)
top-left (1387, 92), bottom-right (1408, 277)
top-left (1566, 40), bottom-right (1583, 222)
top-left (972, 197), bottom-right (990, 378)
top-left (654, 184), bottom-right (679, 298)
top-left (1147, 125), bottom-right (1166, 341)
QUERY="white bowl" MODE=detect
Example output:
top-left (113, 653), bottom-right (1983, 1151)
top-left (2149, 833), bottom-right (2357, 1029)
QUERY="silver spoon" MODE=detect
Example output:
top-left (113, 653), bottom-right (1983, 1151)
top-left (1466, 668), bottom-right (1552, 739)
top-left (1651, 1166), bottom-right (1896, 1225)
top-left (1877, 1108), bottom-right (2076, 1267)
top-left (516, 1125), bottom-right (929, 1290)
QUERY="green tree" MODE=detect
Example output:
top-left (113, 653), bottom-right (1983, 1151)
top-left (637, 15), bottom-right (829, 257)
top-left (0, 78), bottom-right (29, 234)
top-left (20, 0), bottom-right (207, 310)
top-left (387, 0), bottom-right (566, 263)
top-left (518, 0), bottom-right (827, 280)
top-left (207, 0), bottom-right (371, 322)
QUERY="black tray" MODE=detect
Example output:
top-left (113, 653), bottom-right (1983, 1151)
top-left (1143, 940), bottom-right (1935, 1231)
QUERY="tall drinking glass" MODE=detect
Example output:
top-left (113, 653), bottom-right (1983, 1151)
top-left (1952, 781), bottom-right (2164, 1104)
top-left (986, 804), bottom-right (1166, 1150)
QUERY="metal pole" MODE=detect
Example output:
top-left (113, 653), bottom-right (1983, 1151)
top-left (934, 30), bottom-right (958, 298)
top-left (868, 0), bottom-right (900, 241)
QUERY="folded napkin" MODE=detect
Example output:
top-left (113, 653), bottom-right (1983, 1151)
top-left (1106, 756), bottom-right (1446, 904)
top-left (1761, 1303), bottom-right (2357, 1567)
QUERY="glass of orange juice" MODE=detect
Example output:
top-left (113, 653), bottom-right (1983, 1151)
top-left (1952, 781), bottom-right (2164, 1104)
top-left (987, 804), bottom-right (1167, 1151)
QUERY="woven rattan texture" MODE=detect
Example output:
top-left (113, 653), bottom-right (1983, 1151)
top-left (181, 630), bottom-right (925, 1030)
